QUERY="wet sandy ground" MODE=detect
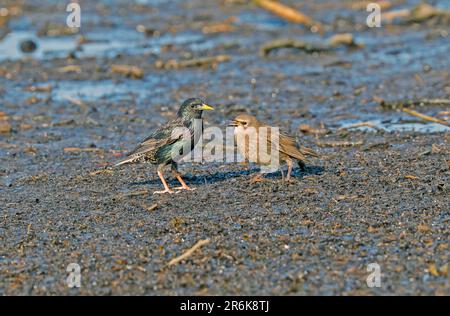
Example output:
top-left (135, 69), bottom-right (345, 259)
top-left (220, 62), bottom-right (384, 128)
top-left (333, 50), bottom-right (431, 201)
top-left (0, 0), bottom-right (449, 295)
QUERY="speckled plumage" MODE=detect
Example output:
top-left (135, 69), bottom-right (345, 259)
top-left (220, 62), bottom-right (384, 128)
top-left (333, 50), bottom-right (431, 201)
top-left (115, 98), bottom-right (213, 194)
top-left (118, 116), bottom-right (199, 166)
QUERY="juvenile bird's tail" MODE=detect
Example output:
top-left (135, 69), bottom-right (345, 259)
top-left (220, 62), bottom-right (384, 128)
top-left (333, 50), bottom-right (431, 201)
top-left (278, 133), bottom-right (319, 163)
top-left (293, 146), bottom-right (320, 164)
top-left (294, 146), bottom-right (319, 171)
top-left (299, 146), bottom-right (320, 158)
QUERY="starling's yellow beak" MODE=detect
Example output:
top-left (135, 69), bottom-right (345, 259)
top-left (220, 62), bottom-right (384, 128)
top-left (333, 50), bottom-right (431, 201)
top-left (200, 103), bottom-right (214, 110)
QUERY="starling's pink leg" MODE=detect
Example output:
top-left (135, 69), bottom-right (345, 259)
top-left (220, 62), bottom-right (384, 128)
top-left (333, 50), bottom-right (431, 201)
top-left (153, 170), bottom-right (175, 194)
top-left (171, 169), bottom-right (195, 191)
top-left (174, 174), bottom-right (195, 191)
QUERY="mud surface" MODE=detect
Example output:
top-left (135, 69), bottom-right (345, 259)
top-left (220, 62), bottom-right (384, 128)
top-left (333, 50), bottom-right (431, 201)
top-left (0, 0), bottom-right (449, 295)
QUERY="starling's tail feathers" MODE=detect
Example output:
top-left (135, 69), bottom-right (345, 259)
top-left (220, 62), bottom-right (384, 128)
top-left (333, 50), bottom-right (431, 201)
top-left (114, 156), bottom-right (137, 167)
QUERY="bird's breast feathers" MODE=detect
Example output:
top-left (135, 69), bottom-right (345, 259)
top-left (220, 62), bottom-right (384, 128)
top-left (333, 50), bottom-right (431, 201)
top-left (234, 127), bottom-right (279, 165)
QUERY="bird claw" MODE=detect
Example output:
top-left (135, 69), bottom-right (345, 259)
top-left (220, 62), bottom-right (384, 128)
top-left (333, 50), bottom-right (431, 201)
top-left (153, 189), bottom-right (176, 194)
top-left (173, 186), bottom-right (196, 191)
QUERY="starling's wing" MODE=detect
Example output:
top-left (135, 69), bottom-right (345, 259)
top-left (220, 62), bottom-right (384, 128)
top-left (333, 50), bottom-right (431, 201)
top-left (114, 119), bottom-right (185, 166)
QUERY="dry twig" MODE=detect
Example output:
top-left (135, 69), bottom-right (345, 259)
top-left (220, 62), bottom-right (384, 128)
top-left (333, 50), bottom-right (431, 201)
top-left (260, 33), bottom-right (361, 56)
top-left (254, 0), bottom-right (320, 29)
top-left (144, 203), bottom-right (158, 212)
top-left (168, 239), bottom-right (210, 266)
top-left (156, 55), bottom-right (230, 69)
top-left (63, 147), bottom-right (103, 153)
top-left (111, 64), bottom-right (144, 79)
top-left (316, 140), bottom-right (363, 147)
top-left (338, 121), bottom-right (381, 131)
top-left (402, 108), bottom-right (449, 127)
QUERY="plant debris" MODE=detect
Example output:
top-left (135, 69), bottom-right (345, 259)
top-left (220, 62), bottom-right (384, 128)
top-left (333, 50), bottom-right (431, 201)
top-left (63, 147), bottom-right (103, 153)
top-left (384, 3), bottom-right (450, 24)
top-left (379, 98), bottom-right (450, 110)
top-left (402, 108), bottom-right (449, 127)
top-left (0, 112), bottom-right (12, 134)
top-left (260, 33), bottom-right (362, 56)
top-left (111, 64), bottom-right (144, 79)
top-left (254, 0), bottom-right (321, 30)
top-left (27, 85), bottom-right (52, 93)
top-left (58, 65), bottom-right (82, 73)
top-left (89, 169), bottom-right (113, 176)
top-left (202, 17), bottom-right (237, 34)
top-left (298, 124), bottom-right (329, 135)
top-left (168, 239), bottom-right (210, 266)
top-left (38, 22), bottom-right (79, 36)
top-left (316, 140), bottom-right (364, 147)
top-left (144, 203), bottom-right (158, 212)
top-left (155, 55), bottom-right (230, 69)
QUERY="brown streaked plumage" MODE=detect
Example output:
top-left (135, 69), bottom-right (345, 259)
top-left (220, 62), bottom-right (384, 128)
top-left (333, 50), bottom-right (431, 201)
top-left (230, 114), bottom-right (319, 182)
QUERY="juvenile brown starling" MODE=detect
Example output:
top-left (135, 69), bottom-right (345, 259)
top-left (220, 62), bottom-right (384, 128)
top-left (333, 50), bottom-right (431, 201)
top-left (230, 114), bottom-right (319, 182)
top-left (115, 98), bottom-right (213, 194)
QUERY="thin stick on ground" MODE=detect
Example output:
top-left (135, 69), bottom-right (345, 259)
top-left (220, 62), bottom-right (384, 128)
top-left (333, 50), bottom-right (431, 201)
top-left (144, 203), bottom-right (158, 212)
top-left (402, 108), bottom-right (449, 127)
top-left (156, 55), bottom-right (230, 70)
top-left (316, 140), bottom-right (363, 147)
top-left (254, 0), bottom-right (320, 28)
top-left (338, 121), bottom-right (377, 130)
top-left (111, 64), bottom-right (144, 79)
top-left (438, 110), bottom-right (450, 116)
top-left (65, 96), bottom-right (89, 113)
top-left (168, 239), bottom-right (210, 266)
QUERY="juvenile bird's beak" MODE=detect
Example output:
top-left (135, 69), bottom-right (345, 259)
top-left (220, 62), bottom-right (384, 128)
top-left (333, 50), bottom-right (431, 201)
top-left (199, 103), bottom-right (214, 110)
top-left (228, 120), bottom-right (238, 127)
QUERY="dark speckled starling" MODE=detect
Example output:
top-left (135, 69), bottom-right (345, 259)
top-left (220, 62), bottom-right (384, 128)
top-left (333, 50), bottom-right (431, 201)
top-left (115, 98), bottom-right (214, 194)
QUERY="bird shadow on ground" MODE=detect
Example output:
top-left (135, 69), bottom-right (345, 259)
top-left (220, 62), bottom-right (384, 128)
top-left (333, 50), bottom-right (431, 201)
top-left (129, 164), bottom-right (325, 187)
top-left (266, 165), bottom-right (325, 181)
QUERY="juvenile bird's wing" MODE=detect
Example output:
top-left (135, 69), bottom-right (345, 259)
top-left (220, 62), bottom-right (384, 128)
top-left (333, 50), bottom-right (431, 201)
top-left (115, 119), bottom-right (185, 166)
top-left (271, 131), bottom-right (319, 162)
top-left (298, 145), bottom-right (320, 158)
top-left (278, 132), bottom-right (308, 162)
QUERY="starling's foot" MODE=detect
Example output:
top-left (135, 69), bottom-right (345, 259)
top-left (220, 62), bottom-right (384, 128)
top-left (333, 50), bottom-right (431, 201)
top-left (250, 174), bottom-right (266, 183)
top-left (155, 171), bottom-right (176, 194)
top-left (173, 174), bottom-right (194, 191)
top-left (153, 189), bottom-right (176, 194)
